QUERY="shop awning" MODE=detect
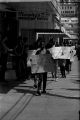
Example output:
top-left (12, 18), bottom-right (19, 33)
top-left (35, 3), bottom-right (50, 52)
top-left (33, 29), bottom-right (70, 39)
top-left (0, 0), bottom-right (59, 15)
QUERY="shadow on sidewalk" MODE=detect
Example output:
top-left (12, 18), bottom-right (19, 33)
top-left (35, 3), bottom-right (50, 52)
top-left (0, 79), bottom-right (27, 94)
top-left (12, 85), bottom-right (80, 99)
top-left (72, 80), bottom-right (80, 84)
top-left (46, 92), bottom-right (80, 100)
top-left (61, 88), bottom-right (80, 91)
top-left (13, 87), bottom-right (36, 95)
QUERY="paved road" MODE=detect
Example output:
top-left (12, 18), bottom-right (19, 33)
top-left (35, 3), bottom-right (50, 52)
top-left (0, 56), bottom-right (80, 120)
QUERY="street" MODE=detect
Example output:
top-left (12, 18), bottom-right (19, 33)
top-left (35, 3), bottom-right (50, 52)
top-left (0, 56), bottom-right (80, 120)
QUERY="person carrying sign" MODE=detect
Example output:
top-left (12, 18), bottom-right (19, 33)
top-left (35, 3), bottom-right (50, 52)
top-left (35, 39), bottom-right (50, 95)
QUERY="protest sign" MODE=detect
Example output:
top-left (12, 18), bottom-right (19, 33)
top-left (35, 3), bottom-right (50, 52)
top-left (58, 47), bottom-right (71, 59)
top-left (49, 46), bottom-right (76, 60)
top-left (31, 54), bottom-right (55, 73)
top-left (49, 46), bottom-right (71, 59)
top-left (49, 46), bottom-right (62, 59)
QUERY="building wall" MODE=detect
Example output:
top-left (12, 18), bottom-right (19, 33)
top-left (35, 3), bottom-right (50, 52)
top-left (18, 13), bottom-right (55, 30)
top-left (18, 12), bottom-right (58, 45)
top-left (0, 1), bottom-right (61, 47)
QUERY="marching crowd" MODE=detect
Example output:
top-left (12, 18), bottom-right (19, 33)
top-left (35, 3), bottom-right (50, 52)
top-left (0, 33), bottom-right (78, 95)
top-left (28, 38), bottom-right (76, 95)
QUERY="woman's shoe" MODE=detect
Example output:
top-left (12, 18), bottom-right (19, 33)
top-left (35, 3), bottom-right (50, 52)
top-left (36, 91), bottom-right (41, 96)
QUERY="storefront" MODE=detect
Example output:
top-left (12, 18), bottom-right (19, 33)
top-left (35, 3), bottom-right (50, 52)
top-left (0, 9), bottom-right (18, 49)
top-left (0, 0), bottom-right (60, 48)
top-left (0, 1), bottom-right (70, 81)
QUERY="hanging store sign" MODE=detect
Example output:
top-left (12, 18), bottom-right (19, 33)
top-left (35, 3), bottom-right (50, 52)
top-left (18, 11), bottom-right (48, 20)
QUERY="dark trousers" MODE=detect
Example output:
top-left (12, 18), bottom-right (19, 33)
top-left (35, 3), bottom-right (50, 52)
top-left (69, 62), bottom-right (72, 71)
top-left (65, 59), bottom-right (70, 72)
top-left (37, 72), bottom-right (47, 92)
top-left (60, 65), bottom-right (65, 77)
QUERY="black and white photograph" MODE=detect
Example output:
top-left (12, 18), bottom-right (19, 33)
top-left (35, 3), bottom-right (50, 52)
top-left (0, 0), bottom-right (80, 120)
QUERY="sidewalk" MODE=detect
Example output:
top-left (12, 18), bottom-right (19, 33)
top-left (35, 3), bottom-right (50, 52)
top-left (0, 77), bottom-right (79, 120)
top-left (0, 56), bottom-right (79, 120)
top-left (47, 76), bottom-right (80, 99)
top-left (47, 56), bottom-right (80, 99)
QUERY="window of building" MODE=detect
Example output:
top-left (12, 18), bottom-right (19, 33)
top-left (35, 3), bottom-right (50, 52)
top-left (71, 11), bottom-right (74, 13)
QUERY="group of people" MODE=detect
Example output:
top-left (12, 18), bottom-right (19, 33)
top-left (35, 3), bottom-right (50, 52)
top-left (14, 37), bottom-right (75, 96)
top-left (29, 38), bottom-right (76, 95)
top-left (0, 33), bottom-right (76, 96)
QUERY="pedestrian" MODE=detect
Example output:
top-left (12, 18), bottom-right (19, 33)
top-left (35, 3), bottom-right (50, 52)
top-left (59, 59), bottom-right (66, 78)
top-left (0, 33), bottom-right (8, 82)
top-left (22, 37), bottom-right (28, 79)
top-left (31, 39), bottom-right (42, 88)
top-left (15, 36), bottom-right (24, 80)
top-left (35, 39), bottom-right (50, 95)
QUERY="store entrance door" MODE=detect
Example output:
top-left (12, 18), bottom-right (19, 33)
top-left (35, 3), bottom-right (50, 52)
top-left (5, 19), bottom-right (18, 49)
